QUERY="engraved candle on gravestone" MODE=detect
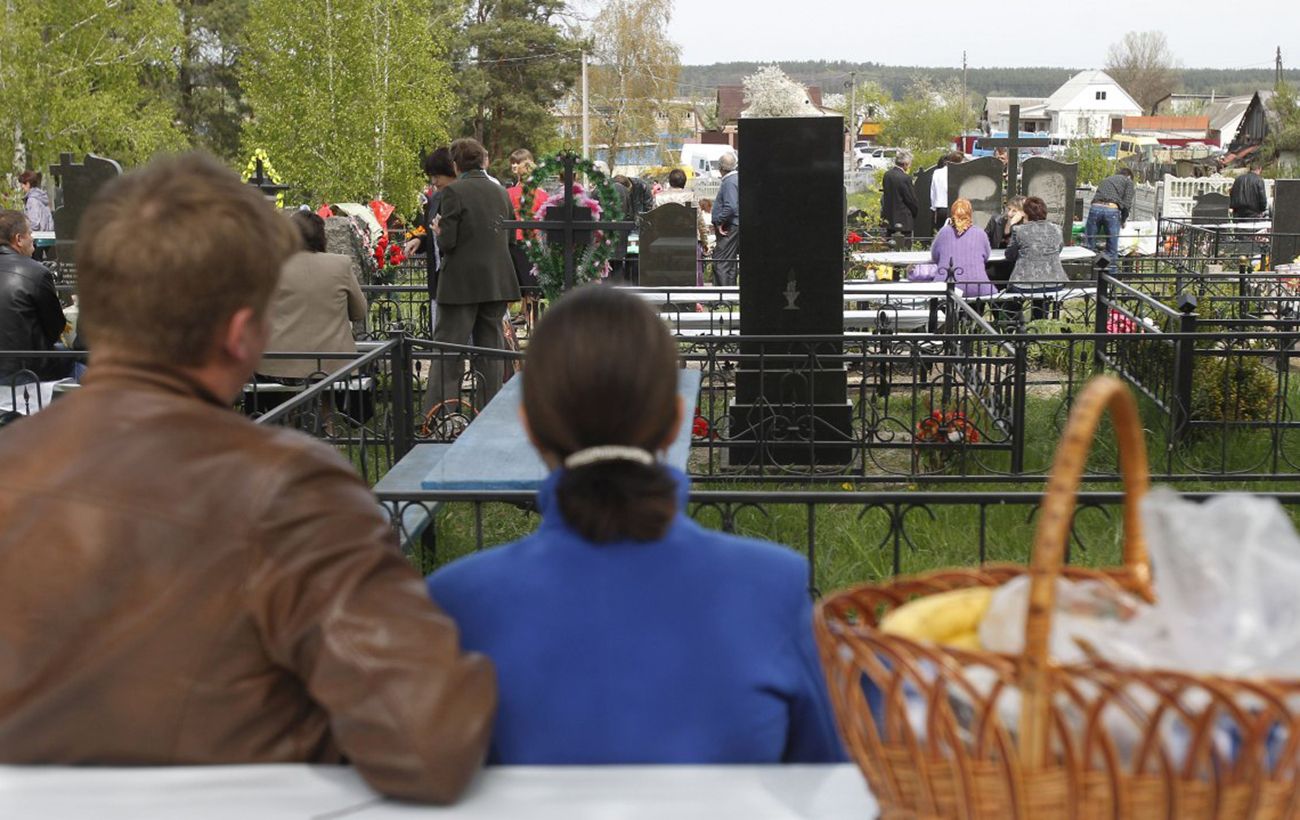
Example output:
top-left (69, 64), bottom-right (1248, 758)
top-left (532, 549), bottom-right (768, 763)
top-left (729, 116), bottom-right (851, 466)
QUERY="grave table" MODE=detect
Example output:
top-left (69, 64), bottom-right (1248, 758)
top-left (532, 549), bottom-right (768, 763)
top-left (852, 246), bottom-right (1096, 266)
top-left (0, 763), bottom-right (877, 819)
top-left (415, 369), bottom-right (702, 491)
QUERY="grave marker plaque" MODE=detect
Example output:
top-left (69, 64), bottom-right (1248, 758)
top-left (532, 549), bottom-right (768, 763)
top-left (913, 166), bottom-right (936, 238)
top-left (730, 116), bottom-right (851, 465)
top-left (1273, 180), bottom-right (1300, 268)
top-left (638, 203), bottom-right (698, 287)
top-left (947, 157), bottom-right (1004, 235)
top-left (1022, 156), bottom-right (1079, 245)
top-left (48, 153), bottom-right (122, 263)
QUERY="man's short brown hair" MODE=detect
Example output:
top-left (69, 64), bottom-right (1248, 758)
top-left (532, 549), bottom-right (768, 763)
top-left (449, 138), bottom-right (486, 172)
top-left (0, 210), bottom-right (29, 247)
top-left (77, 153), bottom-right (298, 366)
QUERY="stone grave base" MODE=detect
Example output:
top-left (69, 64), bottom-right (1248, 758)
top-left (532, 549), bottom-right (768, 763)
top-left (726, 399), bottom-right (854, 466)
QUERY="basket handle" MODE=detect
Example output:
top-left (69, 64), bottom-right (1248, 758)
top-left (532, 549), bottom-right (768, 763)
top-left (1017, 375), bottom-right (1152, 770)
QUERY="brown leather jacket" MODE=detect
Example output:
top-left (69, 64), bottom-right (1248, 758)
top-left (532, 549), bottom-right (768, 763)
top-left (0, 364), bottom-right (495, 803)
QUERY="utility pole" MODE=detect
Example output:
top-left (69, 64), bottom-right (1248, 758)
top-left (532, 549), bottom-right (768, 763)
top-left (581, 51), bottom-right (590, 161)
top-left (1277, 46), bottom-right (1284, 88)
top-left (847, 71), bottom-right (858, 155)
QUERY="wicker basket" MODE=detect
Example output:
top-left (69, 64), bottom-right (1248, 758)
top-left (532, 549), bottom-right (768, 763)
top-left (815, 375), bottom-right (1300, 819)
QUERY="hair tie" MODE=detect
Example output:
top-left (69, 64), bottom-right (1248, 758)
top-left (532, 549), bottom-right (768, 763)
top-left (564, 446), bottom-right (656, 470)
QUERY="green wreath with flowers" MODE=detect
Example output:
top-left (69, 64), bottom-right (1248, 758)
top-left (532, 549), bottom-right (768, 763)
top-left (242, 148), bottom-right (285, 208)
top-left (519, 152), bottom-right (624, 301)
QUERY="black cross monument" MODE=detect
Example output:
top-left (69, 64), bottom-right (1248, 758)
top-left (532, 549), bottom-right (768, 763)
top-left (978, 104), bottom-right (1051, 200)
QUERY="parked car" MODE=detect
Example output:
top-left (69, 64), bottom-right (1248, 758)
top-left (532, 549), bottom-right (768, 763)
top-left (858, 147), bottom-right (900, 170)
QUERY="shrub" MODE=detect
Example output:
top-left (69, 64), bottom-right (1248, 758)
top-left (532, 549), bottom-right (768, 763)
top-left (1190, 354), bottom-right (1277, 424)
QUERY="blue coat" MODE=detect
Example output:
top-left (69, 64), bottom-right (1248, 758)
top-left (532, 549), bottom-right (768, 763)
top-left (426, 468), bottom-right (845, 765)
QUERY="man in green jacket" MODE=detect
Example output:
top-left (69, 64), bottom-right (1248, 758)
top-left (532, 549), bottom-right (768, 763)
top-left (426, 137), bottom-right (521, 414)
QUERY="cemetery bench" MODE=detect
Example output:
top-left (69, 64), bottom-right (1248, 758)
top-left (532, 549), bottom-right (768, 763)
top-left (241, 375), bottom-right (376, 421)
top-left (372, 442), bottom-right (453, 556)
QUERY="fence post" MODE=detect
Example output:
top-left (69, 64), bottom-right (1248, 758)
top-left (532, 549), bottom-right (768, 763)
top-left (1171, 293), bottom-right (1198, 444)
top-left (1237, 255), bottom-right (1251, 322)
top-left (1092, 261), bottom-right (1109, 373)
top-left (390, 333), bottom-right (414, 461)
top-left (1011, 339), bottom-right (1027, 475)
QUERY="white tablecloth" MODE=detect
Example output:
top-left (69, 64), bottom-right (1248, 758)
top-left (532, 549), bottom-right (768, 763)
top-left (0, 764), bottom-right (876, 819)
top-left (854, 245), bottom-right (1096, 265)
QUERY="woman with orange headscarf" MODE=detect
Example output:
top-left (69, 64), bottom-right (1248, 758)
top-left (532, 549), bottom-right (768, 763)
top-left (928, 198), bottom-right (994, 299)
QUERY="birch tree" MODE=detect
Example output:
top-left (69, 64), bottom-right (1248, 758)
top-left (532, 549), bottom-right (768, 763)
top-left (241, 0), bottom-right (455, 212)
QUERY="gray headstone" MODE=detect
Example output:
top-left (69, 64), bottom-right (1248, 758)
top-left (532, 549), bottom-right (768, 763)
top-left (731, 116), bottom-right (850, 465)
top-left (638, 203), bottom-right (698, 287)
top-left (913, 166), bottom-right (936, 238)
top-left (947, 157), bottom-right (1004, 235)
top-left (1273, 180), bottom-right (1300, 269)
top-left (48, 153), bottom-right (122, 263)
top-left (1021, 157), bottom-right (1079, 245)
top-left (1192, 192), bottom-right (1231, 222)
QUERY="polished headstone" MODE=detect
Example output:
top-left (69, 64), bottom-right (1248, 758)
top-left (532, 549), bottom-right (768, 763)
top-left (946, 157), bottom-right (1004, 233)
top-left (1022, 157), bottom-right (1079, 245)
top-left (1192, 191), bottom-right (1231, 222)
top-left (638, 203), bottom-right (698, 287)
top-left (48, 153), bottom-right (122, 263)
top-left (731, 116), bottom-right (851, 465)
top-left (1273, 179), bottom-right (1300, 267)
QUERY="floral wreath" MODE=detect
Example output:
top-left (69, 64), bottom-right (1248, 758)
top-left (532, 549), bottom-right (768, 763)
top-left (242, 148), bottom-right (285, 209)
top-left (519, 152), bottom-right (623, 300)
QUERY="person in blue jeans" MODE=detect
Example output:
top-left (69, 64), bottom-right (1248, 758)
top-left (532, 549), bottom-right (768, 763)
top-left (1085, 168), bottom-right (1134, 265)
top-left (426, 285), bottom-right (845, 765)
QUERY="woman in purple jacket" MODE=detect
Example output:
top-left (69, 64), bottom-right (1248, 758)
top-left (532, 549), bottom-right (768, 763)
top-left (928, 198), bottom-right (994, 300)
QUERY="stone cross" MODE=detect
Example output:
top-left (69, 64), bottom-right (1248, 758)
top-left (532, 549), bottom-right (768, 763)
top-left (977, 105), bottom-right (1051, 201)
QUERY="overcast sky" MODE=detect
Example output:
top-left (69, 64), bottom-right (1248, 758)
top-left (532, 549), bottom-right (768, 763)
top-left (667, 0), bottom-right (1295, 70)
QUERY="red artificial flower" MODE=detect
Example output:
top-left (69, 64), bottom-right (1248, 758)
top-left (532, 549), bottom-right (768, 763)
top-left (846, 230), bottom-right (863, 245)
top-left (692, 414), bottom-right (710, 439)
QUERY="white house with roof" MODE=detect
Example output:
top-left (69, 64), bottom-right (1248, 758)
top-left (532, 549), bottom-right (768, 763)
top-left (1021, 70), bottom-right (1143, 139)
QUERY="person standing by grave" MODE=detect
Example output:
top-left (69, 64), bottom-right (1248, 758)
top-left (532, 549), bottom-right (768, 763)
top-left (18, 172), bottom-right (53, 263)
top-left (656, 168), bottom-right (693, 207)
top-left (1230, 161), bottom-right (1269, 220)
top-left (1084, 167), bottom-right (1134, 265)
top-left (927, 198), bottom-right (994, 300)
top-left (0, 154), bottom-right (496, 804)
top-left (1005, 195), bottom-right (1066, 323)
top-left (405, 148), bottom-right (457, 316)
top-left (929, 151), bottom-right (965, 230)
top-left (426, 137), bottom-right (521, 414)
top-left (506, 149), bottom-right (547, 325)
top-left (0, 209), bottom-right (67, 382)
top-left (427, 285), bottom-right (845, 765)
top-left (880, 149), bottom-right (918, 241)
top-left (712, 151), bottom-right (740, 286)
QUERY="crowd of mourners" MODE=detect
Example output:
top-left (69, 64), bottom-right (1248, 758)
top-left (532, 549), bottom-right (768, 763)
top-left (0, 150), bottom-right (845, 804)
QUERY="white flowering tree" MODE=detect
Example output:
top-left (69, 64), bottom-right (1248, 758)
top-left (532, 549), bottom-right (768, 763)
top-left (741, 65), bottom-right (816, 118)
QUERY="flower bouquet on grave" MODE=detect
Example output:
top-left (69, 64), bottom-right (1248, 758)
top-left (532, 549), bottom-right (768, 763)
top-left (914, 408), bottom-right (980, 471)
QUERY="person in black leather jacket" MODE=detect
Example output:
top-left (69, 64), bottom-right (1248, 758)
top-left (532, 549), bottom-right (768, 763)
top-left (0, 210), bottom-right (67, 381)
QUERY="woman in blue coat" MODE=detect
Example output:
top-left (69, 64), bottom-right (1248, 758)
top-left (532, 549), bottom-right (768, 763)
top-left (426, 285), bottom-right (845, 765)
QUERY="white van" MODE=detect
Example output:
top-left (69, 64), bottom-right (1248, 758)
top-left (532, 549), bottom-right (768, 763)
top-left (680, 144), bottom-right (736, 180)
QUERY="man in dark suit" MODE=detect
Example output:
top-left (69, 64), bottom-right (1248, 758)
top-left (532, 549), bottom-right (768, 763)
top-left (880, 149), bottom-right (918, 242)
top-left (425, 138), bottom-right (521, 414)
top-left (1230, 161), bottom-right (1269, 220)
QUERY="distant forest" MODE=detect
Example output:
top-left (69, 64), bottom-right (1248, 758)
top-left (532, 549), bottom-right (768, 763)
top-left (678, 62), bottom-right (1300, 104)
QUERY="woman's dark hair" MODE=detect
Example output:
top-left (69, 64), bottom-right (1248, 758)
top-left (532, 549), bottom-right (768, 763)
top-left (423, 146), bottom-right (455, 179)
top-left (290, 210), bottom-right (327, 252)
top-left (524, 285), bottom-right (681, 543)
top-left (18, 170), bottom-right (41, 187)
top-left (1023, 196), bottom-right (1048, 222)
top-left (449, 138), bottom-right (486, 172)
top-left (668, 168), bottom-right (687, 189)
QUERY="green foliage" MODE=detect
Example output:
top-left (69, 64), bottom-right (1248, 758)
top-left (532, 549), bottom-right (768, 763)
top-left (879, 79), bottom-right (969, 162)
top-left (241, 0), bottom-right (454, 213)
top-left (453, 0), bottom-right (582, 177)
top-left (1190, 355), bottom-right (1277, 424)
top-left (171, 0), bottom-right (250, 161)
top-left (1025, 319), bottom-right (1094, 372)
top-left (1063, 140), bottom-right (1115, 186)
top-left (0, 0), bottom-right (188, 178)
top-left (1266, 82), bottom-right (1300, 161)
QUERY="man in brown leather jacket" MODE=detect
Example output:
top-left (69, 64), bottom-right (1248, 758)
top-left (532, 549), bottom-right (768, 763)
top-left (0, 154), bottom-right (496, 804)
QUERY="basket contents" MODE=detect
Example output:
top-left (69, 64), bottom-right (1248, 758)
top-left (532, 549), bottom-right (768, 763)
top-left (879, 586), bottom-right (992, 650)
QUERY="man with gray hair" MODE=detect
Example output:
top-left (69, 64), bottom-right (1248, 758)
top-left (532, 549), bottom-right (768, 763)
top-left (711, 151), bottom-right (740, 286)
top-left (880, 149), bottom-right (918, 241)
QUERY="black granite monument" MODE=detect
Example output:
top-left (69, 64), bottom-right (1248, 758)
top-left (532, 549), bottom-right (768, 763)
top-left (913, 166), bottom-right (936, 238)
top-left (1192, 191), bottom-right (1231, 222)
top-left (729, 116), bottom-right (851, 466)
top-left (1273, 179), bottom-right (1300, 269)
top-left (1022, 156), bottom-right (1079, 245)
top-left (638, 203), bottom-right (698, 287)
top-left (49, 153), bottom-right (122, 263)
top-left (947, 157), bottom-right (1004, 235)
